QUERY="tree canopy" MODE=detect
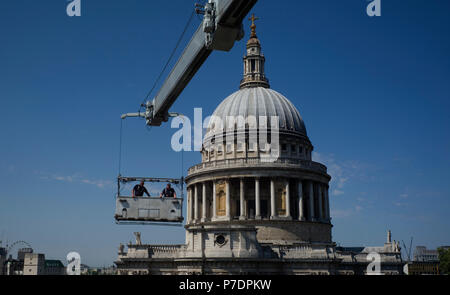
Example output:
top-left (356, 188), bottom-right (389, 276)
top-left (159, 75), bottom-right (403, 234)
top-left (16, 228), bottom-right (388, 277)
top-left (438, 247), bottom-right (450, 275)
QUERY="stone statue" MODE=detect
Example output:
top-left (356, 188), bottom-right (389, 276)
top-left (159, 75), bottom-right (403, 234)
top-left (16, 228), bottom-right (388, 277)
top-left (118, 243), bottom-right (124, 254)
top-left (134, 232), bottom-right (142, 246)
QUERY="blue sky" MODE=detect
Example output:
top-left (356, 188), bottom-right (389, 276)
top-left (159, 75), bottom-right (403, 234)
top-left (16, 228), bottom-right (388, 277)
top-left (0, 0), bottom-right (449, 266)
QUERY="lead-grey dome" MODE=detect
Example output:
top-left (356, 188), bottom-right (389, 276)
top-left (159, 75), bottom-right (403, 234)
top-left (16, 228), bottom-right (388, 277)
top-left (205, 87), bottom-right (307, 138)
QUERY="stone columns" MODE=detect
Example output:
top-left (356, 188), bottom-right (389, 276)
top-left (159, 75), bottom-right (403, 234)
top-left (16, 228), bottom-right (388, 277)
top-left (317, 184), bottom-right (323, 221)
top-left (325, 185), bottom-right (330, 222)
top-left (225, 180), bottom-right (231, 219)
top-left (187, 187), bottom-right (192, 224)
top-left (308, 181), bottom-right (315, 221)
top-left (270, 179), bottom-right (276, 219)
top-left (298, 181), bottom-right (304, 221)
top-left (239, 179), bottom-right (246, 220)
top-left (201, 182), bottom-right (207, 222)
top-left (285, 181), bottom-right (291, 218)
top-left (255, 178), bottom-right (261, 219)
top-left (212, 181), bottom-right (217, 220)
top-left (194, 184), bottom-right (199, 222)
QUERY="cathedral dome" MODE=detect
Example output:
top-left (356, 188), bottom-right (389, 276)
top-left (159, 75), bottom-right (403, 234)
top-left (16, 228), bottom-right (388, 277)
top-left (205, 87), bottom-right (307, 139)
top-left (204, 14), bottom-right (308, 142)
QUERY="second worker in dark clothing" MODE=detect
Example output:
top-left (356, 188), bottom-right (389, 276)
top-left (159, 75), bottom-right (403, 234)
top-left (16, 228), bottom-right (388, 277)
top-left (132, 180), bottom-right (150, 198)
top-left (160, 183), bottom-right (177, 198)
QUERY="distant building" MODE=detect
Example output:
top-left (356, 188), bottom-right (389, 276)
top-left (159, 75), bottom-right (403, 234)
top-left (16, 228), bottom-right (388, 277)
top-left (407, 245), bottom-right (450, 275)
top-left (0, 242), bottom-right (65, 276)
top-left (44, 260), bottom-right (65, 275)
top-left (1, 241), bottom-right (33, 275)
top-left (405, 261), bottom-right (440, 275)
top-left (2, 247), bottom-right (33, 275)
top-left (23, 253), bottom-right (45, 275)
top-left (99, 266), bottom-right (118, 275)
top-left (81, 265), bottom-right (117, 276)
top-left (413, 246), bottom-right (450, 262)
top-left (5, 256), bottom-right (23, 275)
top-left (80, 264), bottom-right (90, 275)
top-left (23, 253), bottom-right (65, 275)
top-left (17, 248), bottom-right (33, 261)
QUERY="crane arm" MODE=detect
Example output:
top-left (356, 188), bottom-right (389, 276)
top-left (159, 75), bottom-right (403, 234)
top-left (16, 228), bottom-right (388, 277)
top-left (129, 0), bottom-right (258, 126)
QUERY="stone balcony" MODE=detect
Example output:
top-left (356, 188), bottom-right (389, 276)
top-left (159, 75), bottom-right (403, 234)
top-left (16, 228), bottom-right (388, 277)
top-left (119, 244), bottom-right (186, 260)
top-left (188, 157), bottom-right (327, 176)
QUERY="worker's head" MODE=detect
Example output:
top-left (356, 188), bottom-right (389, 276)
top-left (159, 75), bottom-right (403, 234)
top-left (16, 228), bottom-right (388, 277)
top-left (167, 183), bottom-right (171, 189)
top-left (140, 180), bottom-right (145, 186)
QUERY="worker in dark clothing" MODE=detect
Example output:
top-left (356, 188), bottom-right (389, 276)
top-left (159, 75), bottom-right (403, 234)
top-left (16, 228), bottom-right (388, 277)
top-left (132, 180), bottom-right (150, 198)
top-left (160, 183), bottom-right (177, 198)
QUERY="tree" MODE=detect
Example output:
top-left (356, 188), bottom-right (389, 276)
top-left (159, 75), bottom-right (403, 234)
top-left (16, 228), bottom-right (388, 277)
top-left (438, 247), bottom-right (450, 275)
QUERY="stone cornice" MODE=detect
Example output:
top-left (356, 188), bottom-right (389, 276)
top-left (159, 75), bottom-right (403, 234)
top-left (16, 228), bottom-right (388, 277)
top-left (187, 158), bottom-right (328, 180)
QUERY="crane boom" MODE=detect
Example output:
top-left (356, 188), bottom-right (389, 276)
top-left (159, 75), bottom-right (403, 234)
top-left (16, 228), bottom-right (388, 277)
top-left (123, 0), bottom-right (258, 126)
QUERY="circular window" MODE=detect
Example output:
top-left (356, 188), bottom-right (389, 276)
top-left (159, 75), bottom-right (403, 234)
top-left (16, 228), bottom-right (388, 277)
top-left (215, 235), bottom-right (226, 246)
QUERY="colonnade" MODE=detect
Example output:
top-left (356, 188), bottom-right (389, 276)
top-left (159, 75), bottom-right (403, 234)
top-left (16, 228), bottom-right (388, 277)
top-left (186, 178), bottom-right (331, 224)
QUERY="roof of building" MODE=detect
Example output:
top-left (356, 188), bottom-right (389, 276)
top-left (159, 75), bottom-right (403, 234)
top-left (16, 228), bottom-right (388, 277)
top-left (205, 87), bottom-right (307, 140)
top-left (45, 260), bottom-right (64, 268)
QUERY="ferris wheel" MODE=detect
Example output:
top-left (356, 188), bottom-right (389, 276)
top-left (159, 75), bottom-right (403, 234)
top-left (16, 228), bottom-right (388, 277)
top-left (5, 240), bottom-right (33, 258)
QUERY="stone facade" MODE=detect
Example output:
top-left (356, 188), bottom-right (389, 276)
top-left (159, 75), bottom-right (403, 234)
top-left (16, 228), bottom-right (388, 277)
top-left (23, 253), bottom-right (45, 276)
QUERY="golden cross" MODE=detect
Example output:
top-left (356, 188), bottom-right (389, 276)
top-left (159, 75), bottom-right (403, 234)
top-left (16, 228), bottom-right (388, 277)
top-left (249, 13), bottom-right (259, 26)
top-left (248, 13), bottom-right (259, 37)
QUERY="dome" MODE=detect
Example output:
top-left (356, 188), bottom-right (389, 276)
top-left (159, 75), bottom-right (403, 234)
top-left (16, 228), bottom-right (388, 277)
top-left (205, 87), bottom-right (307, 139)
top-left (247, 36), bottom-right (260, 47)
